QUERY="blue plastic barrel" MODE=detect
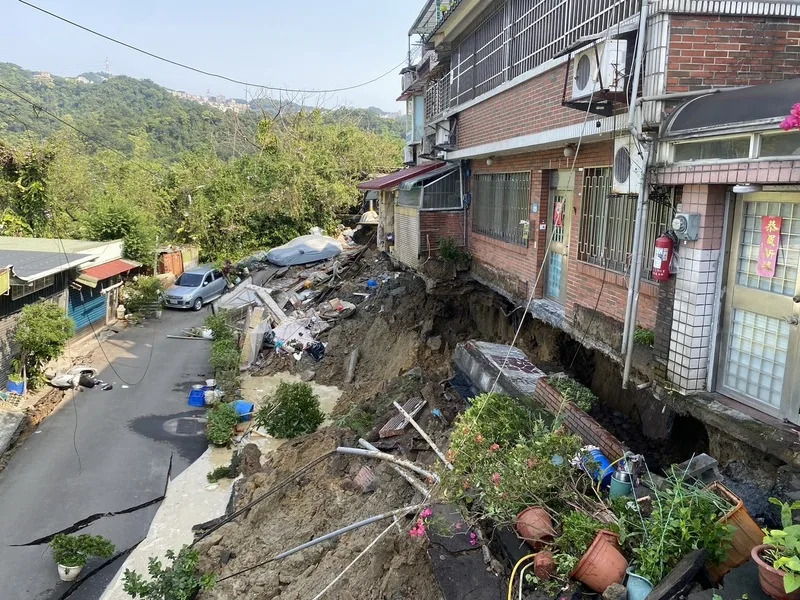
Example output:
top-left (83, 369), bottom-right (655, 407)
top-left (233, 400), bottom-right (255, 421)
top-left (188, 388), bottom-right (205, 407)
top-left (582, 449), bottom-right (614, 489)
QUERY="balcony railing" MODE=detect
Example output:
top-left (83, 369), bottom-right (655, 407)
top-left (425, 76), bottom-right (451, 123)
top-left (445, 0), bottom-right (640, 109)
top-left (410, 0), bottom-right (465, 41)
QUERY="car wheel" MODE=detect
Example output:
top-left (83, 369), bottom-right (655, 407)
top-left (193, 297), bottom-right (203, 311)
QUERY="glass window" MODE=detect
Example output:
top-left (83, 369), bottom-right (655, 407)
top-left (10, 275), bottom-right (55, 300)
top-left (176, 273), bottom-right (203, 287)
top-left (673, 137), bottom-right (750, 162)
top-left (472, 173), bottom-right (531, 246)
top-left (760, 132), bottom-right (800, 157)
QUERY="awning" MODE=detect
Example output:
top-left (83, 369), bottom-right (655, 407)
top-left (665, 78), bottom-right (800, 136)
top-left (398, 163), bottom-right (458, 191)
top-left (357, 162), bottom-right (445, 191)
top-left (76, 258), bottom-right (141, 288)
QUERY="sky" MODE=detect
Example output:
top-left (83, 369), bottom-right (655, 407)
top-left (4, 0), bottom-right (423, 112)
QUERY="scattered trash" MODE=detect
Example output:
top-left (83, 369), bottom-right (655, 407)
top-left (306, 341), bottom-right (326, 362)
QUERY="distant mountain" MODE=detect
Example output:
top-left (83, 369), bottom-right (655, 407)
top-left (0, 62), bottom-right (405, 161)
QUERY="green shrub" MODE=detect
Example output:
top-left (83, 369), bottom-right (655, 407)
top-left (438, 237), bottom-right (471, 266)
top-left (549, 377), bottom-right (598, 412)
top-left (50, 534), bottom-right (115, 567)
top-left (122, 545), bottom-right (215, 600)
top-left (206, 402), bottom-right (239, 446)
top-left (556, 511), bottom-right (610, 556)
top-left (204, 313), bottom-right (234, 343)
top-left (125, 276), bottom-right (164, 316)
top-left (634, 326), bottom-right (655, 347)
top-left (210, 338), bottom-right (240, 373)
top-left (254, 381), bottom-right (324, 439)
top-left (207, 452), bottom-right (242, 483)
top-left (16, 301), bottom-right (75, 385)
top-left (336, 405), bottom-right (375, 435)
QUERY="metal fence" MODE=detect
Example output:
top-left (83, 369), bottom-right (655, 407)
top-left (472, 172), bottom-right (531, 246)
top-left (425, 76), bottom-right (451, 122)
top-left (577, 168), bottom-right (674, 278)
top-left (449, 0), bottom-right (640, 111)
top-left (422, 169), bottom-right (462, 210)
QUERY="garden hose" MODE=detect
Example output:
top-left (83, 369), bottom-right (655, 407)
top-left (518, 560), bottom-right (535, 600)
top-left (507, 553), bottom-right (537, 600)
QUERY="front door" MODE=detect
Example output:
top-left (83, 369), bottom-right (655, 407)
top-left (718, 192), bottom-right (800, 424)
top-left (545, 170), bottom-right (574, 303)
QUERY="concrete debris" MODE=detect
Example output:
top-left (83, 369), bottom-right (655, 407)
top-left (379, 397), bottom-right (426, 439)
top-left (353, 465), bottom-right (378, 493)
top-left (426, 335), bottom-right (443, 351)
top-left (602, 583), bottom-right (628, 600)
top-left (300, 369), bottom-right (316, 382)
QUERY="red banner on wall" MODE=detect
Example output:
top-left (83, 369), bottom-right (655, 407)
top-left (757, 216), bottom-right (782, 278)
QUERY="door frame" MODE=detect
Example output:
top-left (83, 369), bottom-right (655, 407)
top-left (545, 170), bottom-right (574, 304)
top-left (717, 191), bottom-right (800, 423)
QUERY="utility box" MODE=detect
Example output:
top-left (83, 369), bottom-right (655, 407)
top-left (672, 213), bottom-right (701, 241)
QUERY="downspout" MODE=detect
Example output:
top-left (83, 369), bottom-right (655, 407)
top-left (621, 0), bottom-right (650, 389)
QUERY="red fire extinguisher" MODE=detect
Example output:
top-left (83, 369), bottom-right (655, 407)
top-left (652, 234), bottom-right (674, 282)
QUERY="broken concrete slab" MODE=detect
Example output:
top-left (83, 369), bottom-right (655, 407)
top-left (0, 407), bottom-right (24, 456)
top-left (647, 549), bottom-right (708, 600)
top-left (427, 545), bottom-right (502, 600)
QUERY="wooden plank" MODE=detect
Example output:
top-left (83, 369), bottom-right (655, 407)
top-left (379, 397), bottom-right (426, 439)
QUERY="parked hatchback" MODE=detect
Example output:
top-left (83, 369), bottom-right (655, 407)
top-left (164, 265), bottom-right (227, 311)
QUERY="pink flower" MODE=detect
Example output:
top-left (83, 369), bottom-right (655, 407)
top-left (469, 532), bottom-right (478, 546)
top-left (780, 116), bottom-right (797, 131)
top-left (420, 508), bottom-right (433, 519)
top-left (409, 519), bottom-right (427, 538)
top-left (489, 443), bottom-right (500, 452)
top-left (475, 434), bottom-right (484, 443)
top-left (791, 103), bottom-right (800, 118)
top-left (455, 522), bottom-right (463, 531)
top-left (492, 472), bottom-right (501, 486)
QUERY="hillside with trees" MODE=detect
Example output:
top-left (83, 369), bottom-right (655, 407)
top-left (0, 62), bottom-right (404, 263)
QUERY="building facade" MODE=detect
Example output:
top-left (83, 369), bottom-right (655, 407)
top-left (396, 0), bottom-right (800, 439)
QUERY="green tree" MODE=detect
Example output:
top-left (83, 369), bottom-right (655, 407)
top-left (15, 301), bottom-right (75, 384)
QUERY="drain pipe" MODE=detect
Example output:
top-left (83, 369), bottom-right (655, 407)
top-left (621, 0), bottom-right (651, 388)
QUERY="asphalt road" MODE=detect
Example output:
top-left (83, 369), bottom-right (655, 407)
top-left (0, 308), bottom-right (212, 600)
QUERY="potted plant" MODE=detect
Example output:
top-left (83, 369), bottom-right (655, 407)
top-left (6, 371), bottom-right (25, 395)
top-left (515, 506), bottom-right (556, 548)
top-left (50, 533), bottom-right (115, 581)
top-left (556, 511), bottom-right (627, 593)
top-left (752, 498), bottom-right (800, 600)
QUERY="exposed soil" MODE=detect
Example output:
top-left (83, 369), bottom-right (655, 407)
top-left (0, 387), bottom-right (65, 474)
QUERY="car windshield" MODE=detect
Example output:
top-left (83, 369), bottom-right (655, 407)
top-left (176, 273), bottom-right (204, 287)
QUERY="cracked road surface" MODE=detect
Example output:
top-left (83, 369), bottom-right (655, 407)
top-left (0, 309), bottom-right (211, 599)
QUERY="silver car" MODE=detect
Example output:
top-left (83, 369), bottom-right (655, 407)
top-left (163, 265), bottom-right (227, 311)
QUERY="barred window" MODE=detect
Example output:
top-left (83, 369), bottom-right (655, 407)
top-left (577, 168), bottom-right (675, 278)
top-left (472, 172), bottom-right (531, 246)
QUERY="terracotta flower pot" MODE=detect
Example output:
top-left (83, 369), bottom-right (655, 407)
top-left (570, 530), bottom-right (628, 593)
top-left (752, 544), bottom-right (800, 600)
top-left (514, 506), bottom-right (556, 549)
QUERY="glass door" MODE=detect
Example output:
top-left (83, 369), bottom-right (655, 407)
top-left (545, 170), bottom-right (574, 303)
top-left (718, 192), bottom-right (800, 423)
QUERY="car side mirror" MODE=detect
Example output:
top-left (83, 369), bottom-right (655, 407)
top-left (203, 281), bottom-right (209, 287)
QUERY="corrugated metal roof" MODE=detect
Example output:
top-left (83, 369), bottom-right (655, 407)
top-left (398, 164), bottom-right (458, 190)
top-left (76, 258), bottom-right (141, 288)
top-left (666, 79), bottom-right (800, 135)
top-left (0, 236), bottom-right (117, 253)
top-left (1, 250), bottom-right (93, 281)
top-left (357, 162), bottom-right (445, 191)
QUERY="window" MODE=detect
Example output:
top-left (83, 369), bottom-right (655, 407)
top-left (760, 131), bottom-right (800, 157)
top-left (673, 137), bottom-right (750, 162)
top-left (577, 169), bottom-right (675, 277)
top-left (176, 272), bottom-right (203, 287)
top-left (422, 169), bottom-right (461, 210)
top-left (472, 172), bottom-right (531, 246)
top-left (10, 275), bottom-right (55, 300)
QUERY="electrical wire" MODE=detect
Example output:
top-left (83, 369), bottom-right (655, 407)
top-left (19, 0), bottom-right (407, 95)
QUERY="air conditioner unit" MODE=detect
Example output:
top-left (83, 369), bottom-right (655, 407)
top-left (571, 40), bottom-right (628, 101)
top-left (435, 121), bottom-right (451, 146)
top-left (403, 144), bottom-right (416, 165)
top-left (612, 135), bottom-right (644, 195)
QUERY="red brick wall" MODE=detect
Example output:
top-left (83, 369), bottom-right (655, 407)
top-left (667, 15), bottom-right (800, 92)
top-left (419, 210), bottom-right (467, 257)
top-left (466, 143), bottom-right (659, 330)
top-left (458, 61), bottom-right (596, 149)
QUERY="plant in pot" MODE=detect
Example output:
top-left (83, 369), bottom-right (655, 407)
top-left (752, 498), bottom-right (800, 600)
top-left (206, 402), bottom-right (239, 446)
top-left (6, 370), bottom-right (25, 395)
top-left (50, 533), bottom-right (115, 581)
top-left (556, 510), bottom-right (626, 594)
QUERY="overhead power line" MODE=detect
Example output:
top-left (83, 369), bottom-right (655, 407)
top-left (19, 0), bottom-right (406, 95)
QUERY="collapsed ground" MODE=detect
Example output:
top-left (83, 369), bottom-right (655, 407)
top-left (194, 248), bottom-right (795, 599)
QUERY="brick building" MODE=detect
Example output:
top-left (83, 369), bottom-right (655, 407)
top-left (393, 0), bottom-right (800, 432)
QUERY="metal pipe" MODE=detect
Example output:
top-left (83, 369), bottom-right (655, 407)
top-left (622, 142), bottom-right (653, 389)
top-left (638, 88), bottom-right (722, 103)
top-left (621, 186), bottom-right (645, 350)
top-left (393, 401), bottom-right (453, 470)
top-left (270, 504), bottom-right (424, 563)
top-left (336, 447), bottom-right (440, 483)
top-left (627, 0), bottom-right (650, 138)
top-left (358, 439), bottom-right (430, 496)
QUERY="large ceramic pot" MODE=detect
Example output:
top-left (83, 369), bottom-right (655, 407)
top-left (514, 506), bottom-right (556, 549)
top-left (57, 563), bottom-right (83, 582)
top-left (571, 530), bottom-right (628, 593)
top-left (752, 544), bottom-right (800, 600)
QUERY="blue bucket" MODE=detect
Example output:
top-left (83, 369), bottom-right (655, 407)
top-left (6, 380), bottom-right (25, 395)
top-left (582, 449), bottom-right (614, 489)
top-left (233, 400), bottom-right (255, 421)
top-left (626, 568), bottom-right (653, 600)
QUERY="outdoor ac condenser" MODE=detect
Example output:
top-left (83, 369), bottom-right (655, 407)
top-left (612, 135), bottom-right (645, 196)
top-left (571, 40), bottom-right (628, 101)
top-left (404, 144), bottom-right (416, 165)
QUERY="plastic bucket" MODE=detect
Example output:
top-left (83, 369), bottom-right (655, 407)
top-left (610, 474), bottom-right (634, 498)
top-left (206, 379), bottom-right (216, 388)
top-left (626, 568), bottom-right (653, 600)
top-left (188, 389), bottom-right (205, 407)
top-left (582, 449), bottom-right (614, 489)
top-left (233, 400), bottom-right (255, 421)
